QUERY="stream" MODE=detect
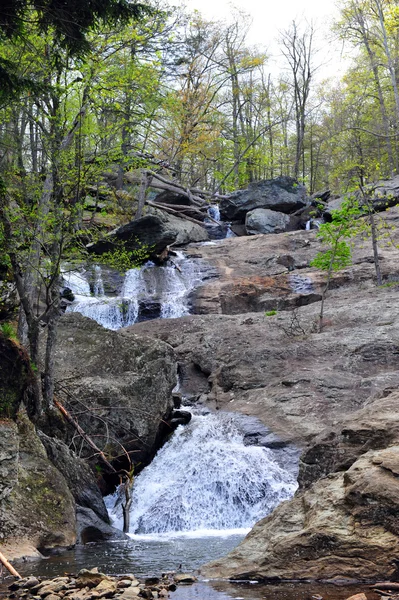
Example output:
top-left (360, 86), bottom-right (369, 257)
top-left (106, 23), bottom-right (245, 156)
top-left (15, 239), bottom-right (370, 599)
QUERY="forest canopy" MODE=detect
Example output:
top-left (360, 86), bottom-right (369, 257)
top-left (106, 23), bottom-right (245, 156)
top-left (2, 0), bottom-right (399, 416)
top-left (0, 0), bottom-right (150, 99)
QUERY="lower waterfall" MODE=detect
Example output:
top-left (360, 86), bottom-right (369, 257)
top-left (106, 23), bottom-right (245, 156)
top-left (108, 410), bottom-right (298, 536)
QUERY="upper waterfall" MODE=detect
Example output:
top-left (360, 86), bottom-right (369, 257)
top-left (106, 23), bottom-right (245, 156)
top-left (62, 253), bottom-right (211, 330)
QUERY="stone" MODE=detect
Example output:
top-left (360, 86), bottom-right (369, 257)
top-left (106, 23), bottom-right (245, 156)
top-left (245, 209), bottom-right (291, 235)
top-left (116, 581), bottom-right (131, 589)
top-left (76, 506), bottom-right (127, 544)
top-left (118, 589), bottom-right (140, 599)
top-left (38, 434), bottom-right (109, 523)
top-left (219, 177), bottom-right (307, 222)
top-left (53, 312), bottom-right (177, 483)
top-left (202, 446), bottom-right (399, 581)
top-left (37, 583), bottom-right (67, 596)
top-left (173, 574), bottom-right (197, 584)
top-left (345, 595), bottom-right (368, 600)
top-left (20, 578), bottom-right (41, 590)
top-left (299, 392), bottom-right (399, 490)
top-left (93, 580), bottom-right (117, 598)
top-left (86, 207), bottom-right (208, 260)
top-left (76, 570), bottom-right (113, 589)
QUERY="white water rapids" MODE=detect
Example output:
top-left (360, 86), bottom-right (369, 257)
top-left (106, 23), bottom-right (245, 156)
top-left (62, 253), bottom-right (207, 330)
top-left (107, 410), bottom-right (298, 537)
top-left (63, 242), bottom-right (298, 559)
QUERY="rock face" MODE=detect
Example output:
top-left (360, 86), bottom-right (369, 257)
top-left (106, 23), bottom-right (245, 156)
top-left (0, 414), bottom-right (76, 559)
top-left (219, 177), bottom-right (307, 223)
top-left (245, 208), bottom-right (291, 235)
top-left (38, 433), bottom-right (109, 522)
top-left (87, 207), bottom-right (208, 259)
top-left (202, 393), bottom-right (399, 582)
top-left (53, 313), bottom-right (177, 477)
top-left (122, 204), bottom-right (399, 581)
top-left (0, 278), bottom-right (18, 320)
top-left (0, 335), bottom-right (33, 419)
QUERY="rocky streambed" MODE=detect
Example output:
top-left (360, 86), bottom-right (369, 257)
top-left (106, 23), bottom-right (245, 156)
top-left (4, 190), bottom-right (399, 589)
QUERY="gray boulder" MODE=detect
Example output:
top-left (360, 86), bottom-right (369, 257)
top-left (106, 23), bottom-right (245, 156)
top-left (146, 207), bottom-right (208, 245)
top-left (245, 209), bottom-right (291, 235)
top-left (220, 177), bottom-right (307, 223)
top-left (76, 506), bottom-right (127, 544)
top-left (54, 313), bottom-right (177, 479)
top-left (87, 207), bottom-right (208, 260)
top-left (38, 433), bottom-right (110, 523)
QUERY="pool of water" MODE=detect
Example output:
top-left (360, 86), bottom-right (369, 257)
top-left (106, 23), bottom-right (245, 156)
top-left (12, 534), bottom-right (245, 579)
top-left (6, 537), bottom-right (379, 600)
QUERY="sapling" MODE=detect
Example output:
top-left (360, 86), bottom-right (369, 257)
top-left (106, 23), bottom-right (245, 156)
top-left (310, 199), bottom-right (360, 331)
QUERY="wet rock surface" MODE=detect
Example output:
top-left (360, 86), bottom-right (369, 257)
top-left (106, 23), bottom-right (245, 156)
top-left (201, 437), bottom-right (399, 582)
top-left (121, 204), bottom-right (399, 582)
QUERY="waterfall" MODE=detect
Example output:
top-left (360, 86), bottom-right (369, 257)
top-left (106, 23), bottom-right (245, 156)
top-left (305, 219), bottom-right (311, 230)
top-left (207, 204), bottom-right (221, 222)
top-left (108, 410), bottom-right (297, 535)
top-left (63, 254), bottom-right (208, 330)
top-left (205, 204), bottom-right (235, 239)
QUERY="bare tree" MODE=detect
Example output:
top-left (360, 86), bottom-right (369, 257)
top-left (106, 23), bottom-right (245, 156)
top-left (280, 20), bottom-right (317, 180)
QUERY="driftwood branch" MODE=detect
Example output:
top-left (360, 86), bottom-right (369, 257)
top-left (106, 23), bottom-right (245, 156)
top-left (0, 550), bottom-right (21, 579)
top-left (54, 398), bottom-right (117, 474)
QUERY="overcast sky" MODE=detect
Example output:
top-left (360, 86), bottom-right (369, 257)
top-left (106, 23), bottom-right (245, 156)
top-left (182, 0), bottom-right (347, 78)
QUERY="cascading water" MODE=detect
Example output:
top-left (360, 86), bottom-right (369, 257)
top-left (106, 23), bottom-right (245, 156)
top-left (108, 410), bottom-right (298, 536)
top-left (62, 253), bottom-right (209, 330)
top-left (206, 205), bottom-right (235, 239)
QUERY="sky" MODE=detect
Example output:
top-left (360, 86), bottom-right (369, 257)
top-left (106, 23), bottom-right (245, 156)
top-left (182, 0), bottom-right (347, 79)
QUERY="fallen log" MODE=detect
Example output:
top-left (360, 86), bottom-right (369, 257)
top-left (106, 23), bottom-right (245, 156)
top-left (147, 201), bottom-right (206, 227)
top-left (151, 201), bottom-right (206, 221)
top-left (0, 550), bottom-right (21, 579)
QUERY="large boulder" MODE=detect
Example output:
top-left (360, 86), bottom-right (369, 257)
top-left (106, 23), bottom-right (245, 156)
top-left (245, 209), bottom-right (291, 235)
top-left (0, 414), bottom-right (76, 560)
top-left (145, 207), bottom-right (208, 245)
top-left (219, 177), bottom-right (307, 223)
top-left (38, 433), bottom-right (109, 522)
top-left (86, 207), bottom-right (208, 260)
top-left (325, 175), bottom-right (399, 220)
top-left (298, 392), bottom-right (399, 490)
top-left (53, 313), bottom-right (177, 480)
